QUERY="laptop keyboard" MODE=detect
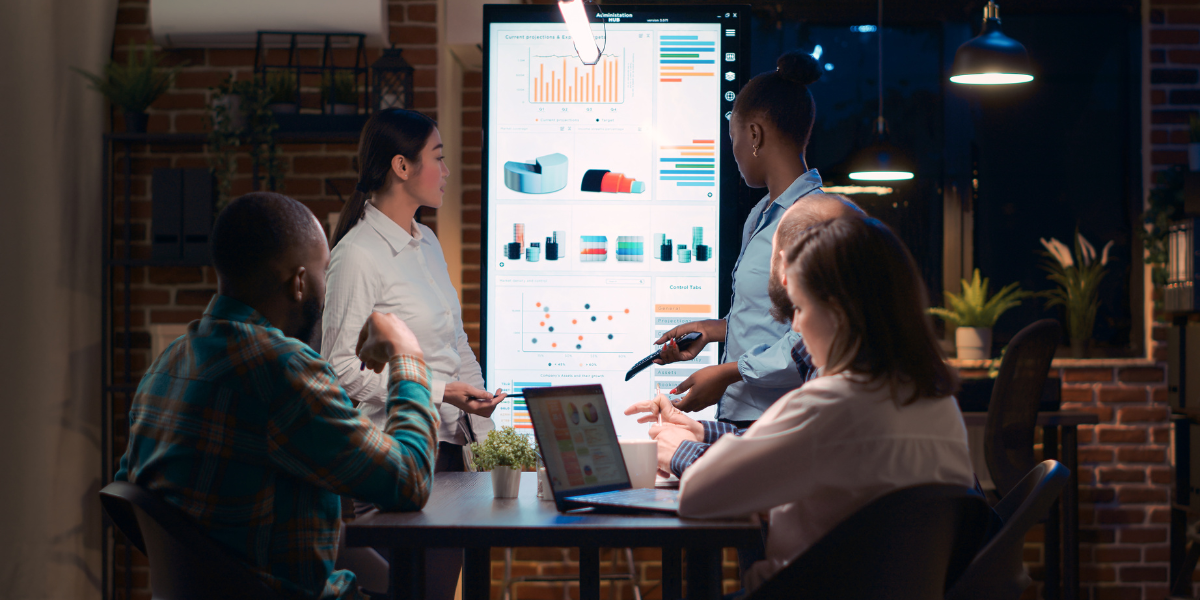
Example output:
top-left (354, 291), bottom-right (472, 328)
top-left (567, 487), bottom-right (681, 507)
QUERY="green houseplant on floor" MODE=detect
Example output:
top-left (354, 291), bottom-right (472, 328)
top-left (469, 427), bottom-right (539, 498)
top-left (73, 42), bottom-right (185, 132)
top-left (930, 269), bottom-right (1031, 360)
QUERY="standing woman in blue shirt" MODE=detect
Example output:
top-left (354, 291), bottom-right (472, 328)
top-left (656, 49), bottom-right (826, 426)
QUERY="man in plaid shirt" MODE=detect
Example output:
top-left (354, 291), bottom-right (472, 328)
top-left (115, 192), bottom-right (436, 600)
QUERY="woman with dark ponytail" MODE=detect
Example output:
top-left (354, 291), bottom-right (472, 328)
top-left (322, 109), bottom-right (502, 599)
top-left (652, 50), bottom-right (829, 424)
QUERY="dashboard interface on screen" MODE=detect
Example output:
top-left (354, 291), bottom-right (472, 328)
top-left (483, 6), bottom-right (748, 440)
top-left (525, 386), bottom-right (629, 492)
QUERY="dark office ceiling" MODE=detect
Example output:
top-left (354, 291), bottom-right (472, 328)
top-left (576, 0), bottom-right (1142, 24)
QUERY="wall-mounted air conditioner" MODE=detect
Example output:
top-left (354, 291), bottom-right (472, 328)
top-left (150, 0), bottom-right (387, 47)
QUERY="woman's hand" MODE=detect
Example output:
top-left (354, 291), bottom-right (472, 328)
top-left (652, 319), bottom-right (726, 364)
top-left (671, 362), bottom-right (742, 412)
top-left (624, 393), bottom-right (703, 440)
top-left (443, 382), bottom-right (507, 418)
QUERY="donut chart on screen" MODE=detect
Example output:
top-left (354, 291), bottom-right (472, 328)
top-left (503, 153), bottom-right (568, 194)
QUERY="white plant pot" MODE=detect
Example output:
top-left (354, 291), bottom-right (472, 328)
top-left (491, 466), bottom-right (522, 498)
top-left (955, 327), bottom-right (992, 360)
top-left (1190, 143), bottom-right (1200, 172)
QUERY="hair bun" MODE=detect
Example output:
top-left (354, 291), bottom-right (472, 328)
top-left (775, 50), bottom-right (822, 86)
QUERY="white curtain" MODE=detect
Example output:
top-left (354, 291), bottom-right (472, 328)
top-left (0, 0), bottom-right (116, 598)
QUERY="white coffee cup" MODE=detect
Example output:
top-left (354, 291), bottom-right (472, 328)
top-left (619, 439), bottom-right (658, 489)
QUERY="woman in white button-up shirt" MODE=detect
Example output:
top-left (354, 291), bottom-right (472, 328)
top-left (322, 109), bottom-right (503, 599)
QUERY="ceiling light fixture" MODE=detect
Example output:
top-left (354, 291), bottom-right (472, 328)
top-left (847, 0), bottom-right (915, 182)
top-left (558, 0), bottom-right (601, 65)
top-left (950, 2), bottom-right (1033, 85)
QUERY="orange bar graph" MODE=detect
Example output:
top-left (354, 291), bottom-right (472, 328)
top-left (530, 54), bottom-right (622, 103)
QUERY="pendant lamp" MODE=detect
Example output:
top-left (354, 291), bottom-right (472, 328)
top-left (950, 2), bottom-right (1033, 85)
top-left (848, 0), bottom-right (915, 182)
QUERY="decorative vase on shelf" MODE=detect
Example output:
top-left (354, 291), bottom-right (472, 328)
top-left (326, 103), bottom-right (358, 115)
top-left (491, 466), bottom-right (522, 498)
top-left (1190, 143), bottom-right (1200, 172)
top-left (123, 110), bottom-right (148, 133)
top-left (1070, 338), bottom-right (1089, 359)
top-left (955, 327), bottom-right (992, 360)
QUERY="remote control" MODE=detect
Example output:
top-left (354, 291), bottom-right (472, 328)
top-left (624, 331), bottom-right (704, 381)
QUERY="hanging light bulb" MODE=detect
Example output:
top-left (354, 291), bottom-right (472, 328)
top-left (848, 117), bottom-right (915, 181)
top-left (847, 0), bottom-right (915, 182)
top-left (950, 2), bottom-right (1033, 85)
top-left (558, 0), bottom-right (601, 65)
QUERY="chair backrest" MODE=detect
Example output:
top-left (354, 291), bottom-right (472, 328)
top-left (985, 319), bottom-right (1062, 497)
top-left (945, 460), bottom-right (1070, 600)
top-left (99, 482), bottom-right (285, 600)
top-left (744, 484), bottom-right (991, 600)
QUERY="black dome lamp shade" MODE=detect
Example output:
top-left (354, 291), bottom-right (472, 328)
top-left (848, 117), bottom-right (915, 181)
top-left (847, 0), bottom-right (914, 182)
top-left (950, 2), bottom-right (1033, 85)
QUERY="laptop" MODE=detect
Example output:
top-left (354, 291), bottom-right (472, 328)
top-left (523, 384), bottom-right (681, 514)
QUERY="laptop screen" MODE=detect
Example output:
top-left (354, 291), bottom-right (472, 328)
top-left (525, 385), bottom-right (631, 494)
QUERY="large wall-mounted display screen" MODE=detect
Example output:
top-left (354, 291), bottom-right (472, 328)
top-left (482, 5), bottom-right (749, 439)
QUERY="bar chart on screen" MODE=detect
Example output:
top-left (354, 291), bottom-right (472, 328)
top-left (657, 139), bottom-right (716, 190)
top-left (530, 50), bottom-right (625, 104)
top-left (658, 34), bottom-right (717, 83)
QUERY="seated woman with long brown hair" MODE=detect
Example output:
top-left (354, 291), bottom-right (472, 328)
top-left (674, 216), bottom-right (975, 592)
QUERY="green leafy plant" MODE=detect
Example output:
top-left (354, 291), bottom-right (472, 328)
top-left (73, 42), bottom-right (185, 112)
top-left (929, 269), bottom-right (1031, 328)
top-left (206, 77), bottom-right (282, 211)
top-left (321, 70), bottom-right (359, 106)
top-left (265, 70), bottom-right (298, 105)
top-left (469, 427), bottom-right (539, 472)
top-left (1040, 231), bottom-right (1113, 342)
top-left (1141, 164), bottom-right (1185, 288)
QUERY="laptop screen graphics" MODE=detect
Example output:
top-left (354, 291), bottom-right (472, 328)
top-left (526, 386), bottom-right (631, 494)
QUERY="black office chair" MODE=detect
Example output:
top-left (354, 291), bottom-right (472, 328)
top-left (99, 481), bottom-right (288, 600)
top-left (985, 319), bottom-right (1062, 497)
top-left (945, 460), bottom-right (1069, 600)
top-left (743, 484), bottom-right (991, 600)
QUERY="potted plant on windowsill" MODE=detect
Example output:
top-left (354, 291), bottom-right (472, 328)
top-left (1040, 232), bottom-right (1113, 358)
top-left (73, 42), bottom-right (185, 133)
top-left (469, 427), bottom-right (539, 498)
top-left (265, 70), bottom-right (298, 114)
top-left (930, 269), bottom-right (1031, 360)
top-left (321, 71), bottom-right (359, 115)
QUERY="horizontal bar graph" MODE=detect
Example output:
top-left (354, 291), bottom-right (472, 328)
top-left (531, 51), bottom-right (623, 104)
top-left (659, 139), bottom-right (716, 187)
top-left (659, 35), bottom-right (716, 82)
top-left (510, 382), bottom-right (550, 432)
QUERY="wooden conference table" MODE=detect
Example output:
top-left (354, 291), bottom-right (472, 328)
top-left (344, 472), bottom-right (761, 600)
top-left (962, 411), bottom-right (1097, 600)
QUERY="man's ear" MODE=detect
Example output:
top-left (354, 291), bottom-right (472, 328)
top-left (778, 250), bottom-right (789, 285)
top-left (290, 266), bottom-right (307, 302)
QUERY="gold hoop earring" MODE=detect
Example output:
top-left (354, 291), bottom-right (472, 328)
top-left (753, 146), bottom-right (759, 158)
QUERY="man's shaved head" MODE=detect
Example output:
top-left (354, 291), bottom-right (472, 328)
top-left (211, 192), bottom-right (328, 342)
top-left (769, 194), bottom-right (865, 322)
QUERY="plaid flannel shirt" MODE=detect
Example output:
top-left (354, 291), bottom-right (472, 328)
top-left (670, 341), bottom-right (817, 477)
top-left (115, 296), bottom-right (439, 600)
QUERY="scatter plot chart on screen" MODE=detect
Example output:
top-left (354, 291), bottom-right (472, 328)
top-left (522, 293), bottom-right (641, 354)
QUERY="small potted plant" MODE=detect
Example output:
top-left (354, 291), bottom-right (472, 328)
top-left (469, 427), bottom-right (539, 498)
top-left (1040, 231), bottom-right (1113, 358)
top-left (265, 70), bottom-right (298, 114)
top-left (321, 70), bottom-right (360, 115)
top-left (73, 42), bottom-right (185, 133)
top-left (930, 269), bottom-right (1031, 360)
